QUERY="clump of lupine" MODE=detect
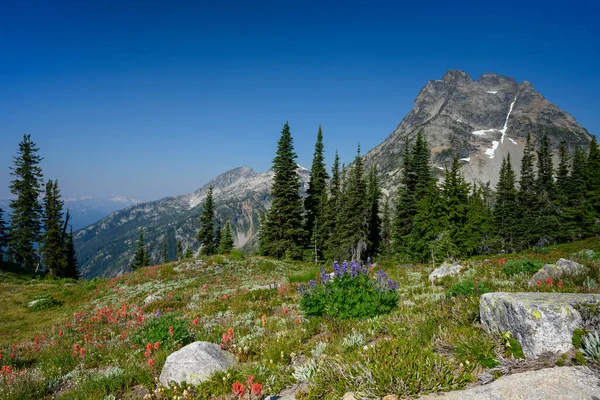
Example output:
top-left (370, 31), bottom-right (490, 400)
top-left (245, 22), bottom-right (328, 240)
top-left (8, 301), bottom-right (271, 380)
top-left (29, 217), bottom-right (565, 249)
top-left (299, 260), bottom-right (399, 319)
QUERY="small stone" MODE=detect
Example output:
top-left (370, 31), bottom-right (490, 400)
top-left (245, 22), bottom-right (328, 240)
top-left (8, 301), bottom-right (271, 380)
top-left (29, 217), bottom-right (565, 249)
top-left (383, 395), bottom-right (399, 400)
top-left (342, 393), bottom-right (356, 400)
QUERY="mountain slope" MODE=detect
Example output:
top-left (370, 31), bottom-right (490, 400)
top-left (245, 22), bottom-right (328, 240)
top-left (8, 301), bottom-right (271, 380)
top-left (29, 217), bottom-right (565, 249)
top-left (74, 166), bottom-right (309, 278)
top-left (364, 70), bottom-right (593, 193)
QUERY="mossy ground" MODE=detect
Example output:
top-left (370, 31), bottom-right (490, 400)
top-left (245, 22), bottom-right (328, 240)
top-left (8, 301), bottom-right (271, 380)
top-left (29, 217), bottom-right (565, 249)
top-left (1, 237), bottom-right (600, 399)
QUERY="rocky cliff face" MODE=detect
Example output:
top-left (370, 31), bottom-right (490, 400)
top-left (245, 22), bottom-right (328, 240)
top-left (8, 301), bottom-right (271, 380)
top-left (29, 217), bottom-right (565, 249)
top-left (364, 70), bottom-right (592, 193)
top-left (75, 166), bottom-right (310, 278)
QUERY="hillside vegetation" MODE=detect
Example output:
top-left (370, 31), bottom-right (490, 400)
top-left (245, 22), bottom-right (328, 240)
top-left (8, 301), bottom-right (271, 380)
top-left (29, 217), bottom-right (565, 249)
top-left (1, 239), bottom-right (600, 399)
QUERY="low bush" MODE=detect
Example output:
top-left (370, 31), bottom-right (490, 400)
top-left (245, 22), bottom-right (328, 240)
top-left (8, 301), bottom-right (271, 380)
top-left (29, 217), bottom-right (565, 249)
top-left (503, 259), bottom-right (543, 276)
top-left (27, 295), bottom-right (62, 311)
top-left (299, 262), bottom-right (399, 319)
top-left (131, 313), bottom-right (194, 348)
top-left (446, 280), bottom-right (491, 298)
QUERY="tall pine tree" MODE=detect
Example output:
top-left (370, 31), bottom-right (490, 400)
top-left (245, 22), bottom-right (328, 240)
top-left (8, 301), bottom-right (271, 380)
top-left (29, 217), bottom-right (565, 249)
top-left (64, 227), bottom-right (79, 279)
top-left (304, 125), bottom-right (329, 256)
top-left (322, 150), bottom-right (342, 261)
top-left (42, 180), bottom-right (67, 276)
top-left (380, 197), bottom-right (392, 254)
top-left (259, 122), bottom-right (305, 259)
top-left (516, 133), bottom-right (538, 248)
top-left (162, 239), bottom-right (168, 263)
top-left (132, 228), bottom-right (146, 270)
top-left (8, 134), bottom-right (44, 270)
top-left (441, 155), bottom-right (471, 257)
top-left (176, 240), bottom-right (183, 261)
top-left (493, 155), bottom-right (518, 250)
top-left (338, 145), bottom-right (368, 261)
top-left (366, 165), bottom-right (382, 259)
top-left (197, 186), bottom-right (216, 256)
top-left (219, 219), bottom-right (235, 253)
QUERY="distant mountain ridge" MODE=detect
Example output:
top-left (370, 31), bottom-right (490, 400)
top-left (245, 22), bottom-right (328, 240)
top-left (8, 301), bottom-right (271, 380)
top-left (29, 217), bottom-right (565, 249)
top-left (74, 166), bottom-right (310, 278)
top-left (0, 195), bottom-right (142, 231)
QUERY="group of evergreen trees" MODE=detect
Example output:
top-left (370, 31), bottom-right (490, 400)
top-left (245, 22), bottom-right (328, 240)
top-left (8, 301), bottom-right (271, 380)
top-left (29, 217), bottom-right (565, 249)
top-left (258, 122), bottom-right (600, 264)
top-left (258, 123), bottom-right (386, 262)
top-left (1, 135), bottom-right (78, 278)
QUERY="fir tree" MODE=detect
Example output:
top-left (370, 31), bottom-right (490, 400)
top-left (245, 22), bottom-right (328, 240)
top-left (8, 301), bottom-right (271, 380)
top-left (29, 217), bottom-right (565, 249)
top-left (144, 245), bottom-right (151, 266)
top-left (464, 184), bottom-right (493, 256)
top-left (219, 219), bottom-right (235, 253)
top-left (568, 147), bottom-right (594, 238)
top-left (197, 186), bottom-right (216, 256)
top-left (380, 197), bottom-right (392, 254)
top-left (0, 208), bottom-right (6, 264)
top-left (42, 180), bottom-right (67, 276)
top-left (338, 145), bottom-right (368, 261)
top-left (184, 246), bottom-right (193, 259)
top-left (409, 183), bottom-right (448, 264)
top-left (535, 132), bottom-right (559, 244)
top-left (304, 125), bottom-right (329, 253)
top-left (441, 156), bottom-right (471, 257)
top-left (260, 122), bottom-right (306, 259)
top-left (176, 240), bottom-right (183, 261)
top-left (392, 137), bottom-right (415, 255)
top-left (132, 228), bottom-right (146, 270)
top-left (366, 165), bottom-right (382, 259)
top-left (213, 219), bottom-right (222, 253)
top-left (64, 227), bottom-right (79, 279)
top-left (586, 137), bottom-right (600, 226)
top-left (494, 155), bottom-right (518, 250)
top-left (7, 134), bottom-right (44, 271)
top-left (555, 141), bottom-right (572, 241)
top-left (516, 133), bottom-right (538, 248)
top-left (322, 150), bottom-right (342, 261)
top-left (536, 133), bottom-right (554, 195)
top-left (162, 239), bottom-right (168, 264)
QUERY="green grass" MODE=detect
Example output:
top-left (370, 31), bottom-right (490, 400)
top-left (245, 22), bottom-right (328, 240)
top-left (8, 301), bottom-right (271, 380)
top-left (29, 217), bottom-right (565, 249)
top-left (1, 239), bottom-right (599, 399)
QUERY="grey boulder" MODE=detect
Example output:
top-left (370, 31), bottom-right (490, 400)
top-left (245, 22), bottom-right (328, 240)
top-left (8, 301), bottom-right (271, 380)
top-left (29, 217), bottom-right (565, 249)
top-left (418, 366), bottom-right (600, 399)
top-left (429, 262), bottom-right (464, 283)
top-left (159, 341), bottom-right (237, 386)
top-left (480, 292), bottom-right (600, 358)
top-left (528, 258), bottom-right (590, 287)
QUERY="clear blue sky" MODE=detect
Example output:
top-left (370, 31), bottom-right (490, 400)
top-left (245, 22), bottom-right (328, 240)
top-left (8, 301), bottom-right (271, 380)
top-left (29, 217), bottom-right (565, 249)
top-left (1, 0), bottom-right (598, 200)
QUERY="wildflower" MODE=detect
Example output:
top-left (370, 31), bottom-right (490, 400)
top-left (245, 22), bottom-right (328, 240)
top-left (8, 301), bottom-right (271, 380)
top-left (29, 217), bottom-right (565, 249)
top-left (59, 330), bottom-right (63, 337)
top-left (148, 358), bottom-right (155, 367)
top-left (232, 382), bottom-right (246, 398)
top-left (144, 351), bottom-right (151, 358)
top-left (295, 318), bottom-right (300, 324)
top-left (169, 326), bottom-right (174, 337)
top-left (191, 318), bottom-right (199, 326)
top-left (251, 383), bottom-right (263, 396)
top-left (558, 281), bottom-right (564, 287)
top-left (79, 348), bottom-right (85, 357)
top-left (154, 309), bottom-right (161, 318)
top-left (261, 315), bottom-right (267, 327)
top-left (546, 277), bottom-right (553, 286)
top-left (536, 280), bottom-right (542, 285)
top-left (246, 375), bottom-right (254, 386)
top-left (283, 307), bottom-right (289, 314)
top-left (154, 342), bottom-right (160, 350)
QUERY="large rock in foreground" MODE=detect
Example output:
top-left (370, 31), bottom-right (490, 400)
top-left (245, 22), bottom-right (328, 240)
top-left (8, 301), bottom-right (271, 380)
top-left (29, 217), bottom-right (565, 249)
top-left (418, 367), bottom-right (600, 400)
top-left (159, 341), bottom-right (237, 386)
top-left (528, 258), bottom-right (590, 287)
top-left (480, 292), bottom-right (600, 358)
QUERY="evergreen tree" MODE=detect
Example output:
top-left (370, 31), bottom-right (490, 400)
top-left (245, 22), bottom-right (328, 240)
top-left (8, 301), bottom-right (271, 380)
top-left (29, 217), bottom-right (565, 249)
top-left (197, 186), bottom-right (216, 256)
top-left (322, 150), bottom-right (342, 261)
top-left (184, 246), bottom-right (193, 259)
top-left (260, 122), bottom-right (306, 258)
top-left (219, 219), bottom-right (235, 253)
top-left (392, 137), bottom-right (415, 255)
top-left (586, 137), bottom-right (600, 227)
top-left (132, 228), bottom-right (146, 270)
top-left (7, 134), bottom-right (44, 271)
top-left (441, 156), bottom-right (471, 257)
top-left (162, 239), bottom-right (168, 263)
top-left (380, 197), bottom-right (392, 254)
top-left (338, 145), bottom-right (368, 261)
top-left (304, 126), bottom-right (329, 247)
top-left (555, 141), bottom-right (572, 241)
top-left (516, 133), bottom-right (538, 248)
top-left (535, 132), bottom-right (559, 244)
top-left (464, 185), bottom-right (493, 256)
top-left (568, 147), bottom-right (594, 238)
top-left (42, 180), bottom-right (67, 276)
top-left (144, 245), bottom-right (151, 266)
top-left (176, 240), bottom-right (183, 261)
top-left (0, 208), bottom-right (6, 263)
top-left (213, 219), bottom-right (222, 253)
top-left (536, 133), bottom-right (554, 195)
top-left (366, 165), bottom-right (382, 259)
top-left (493, 155), bottom-right (518, 250)
top-left (64, 227), bottom-right (79, 279)
top-left (409, 183), bottom-right (448, 264)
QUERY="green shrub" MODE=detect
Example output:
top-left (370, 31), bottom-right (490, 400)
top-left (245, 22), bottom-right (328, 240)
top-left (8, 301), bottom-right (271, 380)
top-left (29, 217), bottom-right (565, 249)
top-left (446, 280), bottom-right (491, 298)
top-left (582, 331), bottom-right (600, 362)
top-left (27, 295), bottom-right (62, 311)
top-left (230, 249), bottom-right (245, 261)
top-left (573, 328), bottom-right (586, 348)
top-left (299, 263), bottom-right (398, 319)
top-left (503, 259), bottom-right (543, 276)
top-left (502, 331), bottom-right (525, 359)
top-left (575, 351), bottom-right (587, 365)
top-left (131, 313), bottom-right (194, 347)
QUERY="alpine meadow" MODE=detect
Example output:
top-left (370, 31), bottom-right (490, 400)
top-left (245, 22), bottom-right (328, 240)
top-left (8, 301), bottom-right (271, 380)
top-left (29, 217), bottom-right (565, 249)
top-left (2, 2), bottom-right (600, 399)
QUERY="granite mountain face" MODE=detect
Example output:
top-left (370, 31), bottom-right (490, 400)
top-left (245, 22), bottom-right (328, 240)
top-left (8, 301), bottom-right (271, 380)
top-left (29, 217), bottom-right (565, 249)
top-left (363, 70), bottom-right (592, 195)
top-left (74, 166), bottom-right (310, 278)
top-left (75, 70), bottom-right (593, 278)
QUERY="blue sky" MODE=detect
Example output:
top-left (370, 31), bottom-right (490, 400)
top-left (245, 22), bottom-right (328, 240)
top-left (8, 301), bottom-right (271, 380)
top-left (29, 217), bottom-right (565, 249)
top-left (1, 0), bottom-right (598, 200)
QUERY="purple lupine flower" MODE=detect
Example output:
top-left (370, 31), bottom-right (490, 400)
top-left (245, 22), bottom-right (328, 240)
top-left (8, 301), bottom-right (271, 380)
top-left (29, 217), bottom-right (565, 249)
top-left (333, 261), bottom-right (342, 277)
top-left (341, 261), bottom-right (349, 275)
top-left (376, 268), bottom-right (388, 283)
top-left (387, 279), bottom-right (399, 291)
top-left (320, 266), bottom-right (331, 284)
top-left (350, 261), bottom-right (360, 278)
top-left (154, 308), bottom-right (161, 318)
top-left (308, 280), bottom-right (317, 289)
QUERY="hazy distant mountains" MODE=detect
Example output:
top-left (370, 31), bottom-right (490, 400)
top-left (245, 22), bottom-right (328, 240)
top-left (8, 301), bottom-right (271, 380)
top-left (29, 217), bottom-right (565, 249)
top-left (74, 167), bottom-right (310, 278)
top-left (0, 196), bottom-right (142, 231)
top-left (75, 70), bottom-right (593, 278)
